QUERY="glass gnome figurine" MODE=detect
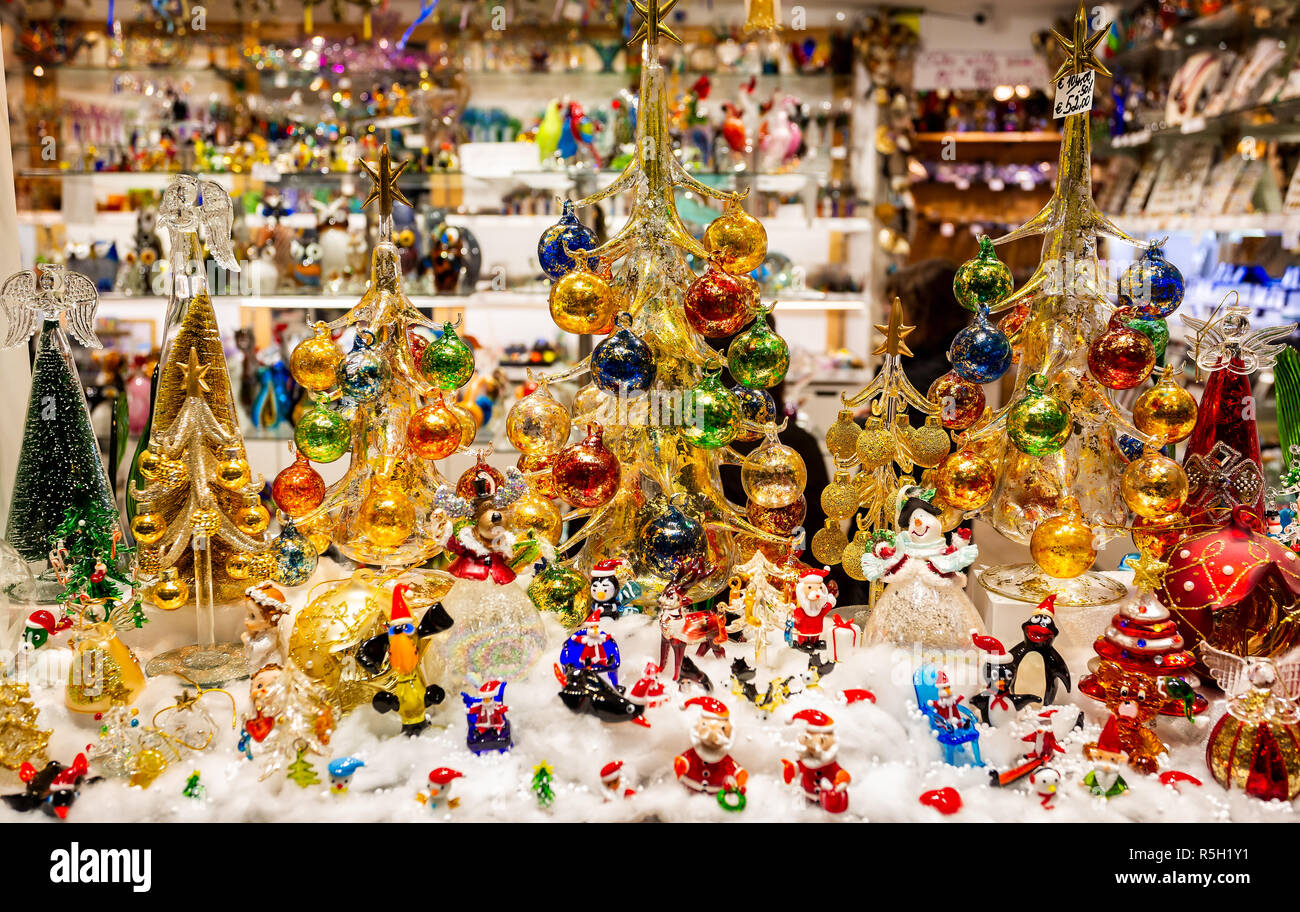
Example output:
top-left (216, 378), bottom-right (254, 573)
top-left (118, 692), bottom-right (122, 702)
top-left (861, 487), bottom-right (983, 649)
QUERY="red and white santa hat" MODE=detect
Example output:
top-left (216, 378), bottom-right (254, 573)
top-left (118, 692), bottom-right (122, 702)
top-left (428, 767), bottom-right (464, 786)
top-left (788, 708), bottom-right (835, 733)
top-left (390, 584), bottom-right (413, 622)
top-left (1091, 717), bottom-right (1125, 756)
top-left (970, 630), bottom-right (1011, 664)
top-left (591, 559), bottom-right (623, 579)
top-left (1034, 593), bottom-right (1058, 617)
top-left (798, 566), bottom-right (830, 584)
top-left (25, 610), bottom-right (56, 635)
top-left (600, 761), bottom-right (624, 783)
top-left (478, 680), bottom-right (504, 696)
top-left (684, 696), bottom-right (729, 720)
top-left (583, 607), bottom-right (603, 627)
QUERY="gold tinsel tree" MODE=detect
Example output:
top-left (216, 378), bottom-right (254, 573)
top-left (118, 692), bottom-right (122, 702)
top-left (0, 677), bottom-right (50, 771)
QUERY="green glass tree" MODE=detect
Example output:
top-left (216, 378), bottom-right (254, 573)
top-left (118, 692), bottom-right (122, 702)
top-left (531, 760), bottom-right (556, 808)
top-left (0, 265), bottom-right (118, 570)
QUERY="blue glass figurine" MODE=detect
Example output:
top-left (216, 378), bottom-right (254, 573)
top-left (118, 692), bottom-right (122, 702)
top-left (462, 680), bottom-right (513, 754)
top-left (327, 757), bottom-right (364, 795)
top-left (588, 558), bottom-right (642, 619)
top-left (912, 664), bottom-right (983, 767)
top-left (560, 608), bottom-right (621, 687)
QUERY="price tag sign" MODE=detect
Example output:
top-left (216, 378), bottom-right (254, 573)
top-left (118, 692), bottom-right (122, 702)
top-left (1053, 69), bottom-right (1095, 119)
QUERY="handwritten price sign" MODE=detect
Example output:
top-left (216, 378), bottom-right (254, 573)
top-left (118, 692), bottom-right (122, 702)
top-left (1053, 69), bottom-right (1095, 119)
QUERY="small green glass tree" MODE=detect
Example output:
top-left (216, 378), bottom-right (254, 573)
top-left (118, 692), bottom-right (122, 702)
top-left (531, 760), bottom-right (555, 808)
top-left (287, 746), bottom-right (321, 788)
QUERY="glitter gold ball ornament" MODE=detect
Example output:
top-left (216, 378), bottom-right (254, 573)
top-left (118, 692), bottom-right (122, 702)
top-left (1007, 375), bottom-right (1071, 456)
top-left (825, 408), bottom-right (862, 460)
top-left (1030, 513), bottom-right (1097, 579)
top-left (549, 263), bottom-right (617, 335)
top-left (518, 451), bottom-right (559, 499)
top-left (512, 491), bottom-right (563, 545)
top-left (136, 448), bottom-right (163, 481)
top-left (1133, 367), bottom-right (1197, 444)
top-left (685, 262), bottom-right (756, 337)
top-left (840, 525), bottom-right (872, 581)
top-left (151, 568), bottom-right (189, 610)
top-left (741, 436), bottom-right (806, 508)
top-left (1132, 511), bottom-right (1187, 560)
top-left (226, 552), bottom-right (253, 580)
top-left (295, 404), bottom-right (351, 463)
top-left (235, 496), bottom-right (271, 535)
top-left (290, 322), bottom-right (343, 392)
top-left (1087, 313), bottom-right (1156, 390)
top-left (749, 495), bottom-right (806, 535)
top-left (821, 470), bottom-right (860, 519)
top-left (192, 508), bottom-right (221, 536)
top-left (906, 416), bottom-right (951, 469)
top-left (953, 235), bottom-right (1013, 312)
top-left (527, 562), bottom-right (590, 629)
top-left (337, 329), bottom-right (390, 402)
top-left (357, 484), bottom-right (416, 548)
top-left (130, 512), bottom-right (167, 546)
top-left (704, 201), bottom-right (768, 275)
top-left (1121, 453), bottom-right (1189, 519)
top-left (855, 417), bottom-right (896, 470)
top-left (928, 371), bottom-right (986, 431)
top-left (936, 449), bottom-right (996, 511)
top-left (407, 400), bottom-right (462, 460)
top-left (553, 424), bottom-right (620, 508)
top-left (507, 383), bottom-right (572, 455)
top-left (681, 371), bottom-right (742, 449)
top-left (273, 451), bottom-right (326, 516)
top-left (420, 321), bottom-right (475, 391)
top-left (215, 445), bottom-right (251, 491)
top-left (811, 520), bottom-right (849, 565)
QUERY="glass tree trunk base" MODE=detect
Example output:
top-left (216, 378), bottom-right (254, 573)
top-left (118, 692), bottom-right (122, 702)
top-left (977, 563), bottom-right (1128, 607)
top-left (145, 642), bottom-right (250, 686)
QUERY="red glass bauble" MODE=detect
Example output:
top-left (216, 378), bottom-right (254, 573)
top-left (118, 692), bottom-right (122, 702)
top-left (553, 424), bottom-right (620, 508)
top-left (1087, 315), bottom-right (1155, 389)
top-left (456, 455), bottom-right (505, 499)
top-left (685, 266), bottom-right (756, 337)
top-left (272, 451), bottom-right (326, 516)
top-left (927, 371), bottom-right (986, 430)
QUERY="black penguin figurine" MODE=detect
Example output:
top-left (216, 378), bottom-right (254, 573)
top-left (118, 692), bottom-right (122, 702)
top-left (1009, 594), bottom-right (1071, 705)
top-left (969, 631), bottom-right (1036, 726)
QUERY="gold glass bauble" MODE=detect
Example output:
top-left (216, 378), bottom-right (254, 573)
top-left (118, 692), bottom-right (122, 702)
top-left (549, 267), bottom-right (617, 335)
top-left (811, 520), bottom-right (849, 565)
top-left (290, 322), bottom-right (344, 392)
top-left (357, 484), bottom-right (416, 549)
top-left (518, 452), bottom-right (559, 499)
top-left (825, 408), bottom-right (862, 460)
top-left (226, 552), bottom-right (253, 580)
top-left (215, 445), bottom-right (251, 491)
top-left (407, 400), bottom-right (463, 460)
top-left (855, 417), bottom-right (896, 470)
top-left (235, 497), bottom-right (271, 535)
top-left (129, 748), bottom-right (169, 788)
top-left (1133, 367), bottom-right (1197, 445)
top-left (741, 437), bottom-right (806, 509)
top-left (936, 449), bottom-right (996, 511)
top-left (150, 568), bottom-right (189, 610)
top-left (130, 512), bottom-right (167, 546)
top-left (1030, 514), bottom-right (1097, 579)
top-left (906, 416), bottom-right (951, 469)
top-left (821, 470), bottom-right (860, 519)
top-left (1121, 453), bottom-right (1189, 519)
top-left (448, 399), bottom-right (478, 448)
top-left (704, 202), bottom-right (768, 275)
top-left (137, 448), bottom-right (163, 481)
top-left (507, 383), bottom-right (572, 455)
top-left (511, 491), bottom-right (563, 545)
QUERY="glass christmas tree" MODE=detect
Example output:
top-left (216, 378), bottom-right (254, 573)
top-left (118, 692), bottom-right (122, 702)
top-left (0, 264), bottom-right (118, 580)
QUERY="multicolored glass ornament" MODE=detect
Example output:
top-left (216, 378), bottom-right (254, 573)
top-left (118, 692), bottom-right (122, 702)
top-left (1118, 242), bottom-right (1185, 318)
top-left (537, 200), bottom-right (598, 279)
top-left (1087, 312), bottom-right (1155, 390)
top-left (681, 370), bottom-right (742, 449)
top-left (684, 263), bottom-right (756, 337)
top-left (407, 399), bottom-right (463, 460)
top-left (928, 371), bottom-right (986, 431)
top-left (420, 321), bottom-right (475, 391)
top-left (527, 562), bottom-right (590, 628)
top-left (507, 382), bottom-right (572, 455)
top-left (337, 330), bottom-right (389, 402)
top-left (553, 424), bottom-right (620, 508)
top-left (732, 386), bottom-right (776, 442)
top-left (1133, 365), bottom-right (1197, 444)
top-left (727, 309), bottom-right (789, 389)
top-left (637, 495), bottom-right (706, 578)
top-left (271, 517), bottom-right (318, 587)
top-left (548, 258), bottom-right (618, 335)
top-left (949, 305), bottom-right (1012, 384)
top-left (273, 450), bottom-right (326, 516)
top-left (953, 235), bottom-right (1013, 312)
top-left (591, 312), bottom-right (655, 396)
top-left (703, 201), bottom-right (768, 275)
top-left (1007, 375), bottom-right (1070, 456)
top-left (295, 403), bottom-right (351, 463)
top-left (290, 322), bottom-right (343, 392)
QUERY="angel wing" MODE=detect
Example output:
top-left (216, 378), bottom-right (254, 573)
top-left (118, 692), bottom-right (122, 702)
top-left (0, 270), bottom-right (39, 349)
top-left (61, 270), bottom-right (101, 349)
top-left (1273, 646), bottom-right (1300, 703)
top-left (1199, 641), bottom-right (1255, 697)
top-left (199, 180), bottom-right (240, 272)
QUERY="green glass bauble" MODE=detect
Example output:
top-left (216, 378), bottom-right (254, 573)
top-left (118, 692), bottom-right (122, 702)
top-left (420, 321), bottom-right (475, 391)
top-left (727, 316), bottom-right (790, 389)
top-left (1007, 375), bottom-right (1071, 456)
top-left (1125, 314), bottom-right (1169, 361)
top-left (681, 371), bottom-right (742, 449)
top-left (526, 563), bottom-right (590, 629)
top-left (953, 235), bottom-right (1013, 312)
top-left (294, 404), bottom-right (352, 463)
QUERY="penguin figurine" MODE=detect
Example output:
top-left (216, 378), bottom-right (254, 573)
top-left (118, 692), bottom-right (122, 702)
top-left (969, 631), bottom-right (1036, 726)
top-left (1009, 594), bottom-right (1071, 705)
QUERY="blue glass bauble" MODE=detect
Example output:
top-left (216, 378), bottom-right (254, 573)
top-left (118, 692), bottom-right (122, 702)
top-left (271, 518), bottom-right (318, 586)
top-left (1119, 243), bottom-right (1185, 318)
top-left (591, 313), bottom-right (655, 396)
top-left (732, 385), bottom-right (776, 439)
top-left (949, 306), bottom-right (1012, 383)
top-left (337, 330), bottom-right (389, 402)
top-left (1117, 433), bottom-right (1146, 462)
top-left (637, 499), bottom-right (705, 579)
top-left (537, 200), bottom-right (598, 280)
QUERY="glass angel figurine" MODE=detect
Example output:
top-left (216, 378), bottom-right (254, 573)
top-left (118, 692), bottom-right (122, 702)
top-left (860, 487), bottom-right (984, 650)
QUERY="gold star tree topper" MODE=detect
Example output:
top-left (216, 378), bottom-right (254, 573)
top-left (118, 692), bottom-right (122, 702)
top-left (359, 143), bottom-right (413, 217)
top-left (628, 0), bottom-right (681, 47)
top-left (872, 296), bottom-right (916, 359)
top-left (1051, 1), bottom-right (1112, 84)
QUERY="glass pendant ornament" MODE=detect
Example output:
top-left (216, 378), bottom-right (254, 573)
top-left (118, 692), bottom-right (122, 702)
top-left (1118, 242), bottom-right (1185, 318)
top-left (1087, 312), bottom-right (1156, 390)
top-left (456, 455), bottom-right (505, 500)
top-left (137, 448), bottom-right (163, 482)
top-left (637, 495), bottom-right (706, 578)
top-left (511, 491), bottom-right (563, 545)
top-left (1030, 512), bottom-right (1097, 579)
top-left (811, 519), bottom-right (849, 565)
top-left (406, 399), bottom-right (463, 460)
top-left (150, 567), bottom-right (189, 611)
top-left (732, 386), bottom-right (776, 442)
top-left (235, 494), bottom-right (271, 535)
top-left (420, 321), bottom-right (475, 391)
top-left (215, 445), bottom-right (251, 491)
top-left (591, 313), bottom-right (656, 396)
top-left (527, 563), bottom-right (591, 629)
top-left (549, 259), bottom-right (617, 335)
top-left (1008, 375), bottom-right (1071, 456)
top-left (953, 235), bottom-right (1013, 312)
top-left (840, 523), bottom-right (872, 582)
top-left (271, 517), bottom-right (318, 587)
top-left (226, 552), bottom-right (253, 580)
top-left (821, 469), bottom-right (860, 519)
top-left (290, 322), bottom-right (343, 392)
top-left (742, 433), bottom-right (806, 508)
top-left (295, 403), bottom-right (351, 463)
top-left (936, 449), bottom-right (996, 511)
top-left (537, 200), bottom-right (598, 279)
top-left (1126, 314), bottom-right (1169, 360)
top-left (130, 512), bottom-right (167, 546)
top-left (703, 201), bottom-right (768, 275)
top-left (825, 408), bottom-right (862, 460)
top-left (949, 305), bottom-right (1012, 384)
top-left (727, 309), bottom-right (790, 389)
top-left (507, 382), bottom-right (572, 454)
top-left (357, 483), bottom-right (416, 549)
top-left (681, 370), bottom-right (742, 449)
top-left (273, 451), bottom-right (326, 516)
top-left (553, 424), bottom-right (620, 508)
top-left (1133, 366), bottom-right (1197, 444)
top-left (684, 262), bottom-right (756, 337)
top-left (856, 416), bottom-right (896, 470)
top-left (447, 398), bottom-right (478, 447)
top-left (928, 371), bottom-right (986, 431)
top-left (748, 495), bottom-right (806, 536)
top-left (337, 330), bottom-right (389, 402)
top-left (1121, 453), bottom-right (1189, 519)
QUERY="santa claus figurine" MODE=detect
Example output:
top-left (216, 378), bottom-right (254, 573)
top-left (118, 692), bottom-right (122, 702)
top-left (599, 760), bottom-right (636, 800)
top-left (790, 567), bottom-right (836, 650)
top-left (559, 608), bottom-right (621, 687)
top-left (780, 708), bottom-right (851, 813)
top-left (673, 696), bottom-right (747, 799)
top-left (627, 662), bottom-right (667, 719)
top-left (928, 671), bottom-right (970, 731)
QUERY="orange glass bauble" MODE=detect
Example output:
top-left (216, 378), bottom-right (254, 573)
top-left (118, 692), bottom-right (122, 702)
top-left (1121, 453), bottom-right (1189, 519)
top-left (936, 449), bottom-right (995, 511)
top-left (447, 398), bottom-right (478, 447)
top-left (553, 423), bottom-right (620, 508)
top-left (1030, 513), bottom-right (1097, 578)
top-left (928, 371), bottom-right (986, 431)
top-left (407, 400), bottom-right (462, 460)
top-left (1132, 511), bottom-right (1187, 560)
top-left (272, 451), bottom-right (326, 516)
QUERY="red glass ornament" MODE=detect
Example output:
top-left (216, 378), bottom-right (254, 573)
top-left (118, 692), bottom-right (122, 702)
top-left (927, 371), bottom-right (986, 430)
top-left (1245, 724), bottom-right (1291, 802)
top-left (456, 454), bottom-right (505, 499)
top-left (272, 451), bottom-right (326, 516)
top-left (685, 265), bottom-right (756, 337)
top-left (553, 424), bottom-right (620, 508)
top-left (1087, 313), bottom-right (1155, 389)
top-left (1181, 358), bottom-right (1265, 523)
